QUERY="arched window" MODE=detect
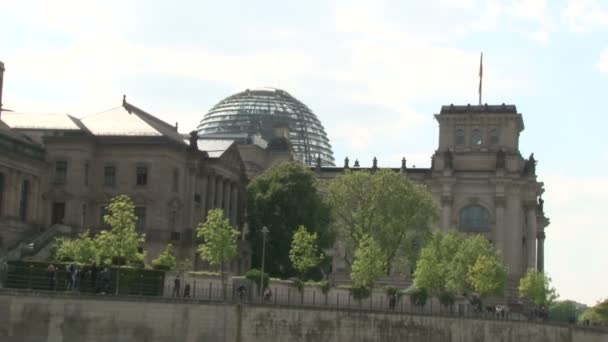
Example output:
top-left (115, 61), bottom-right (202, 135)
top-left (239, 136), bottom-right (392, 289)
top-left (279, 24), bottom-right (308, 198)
top-left (455, 128), bottom-right (465, 146)
top-left (459, 205), bottom-right (490, 231)
top-left (471, 129), bottom-right (483, 146)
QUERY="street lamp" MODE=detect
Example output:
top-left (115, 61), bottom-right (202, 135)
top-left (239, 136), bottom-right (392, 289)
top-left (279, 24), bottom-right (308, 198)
top-left (260, 226), bottom-right (269, 299)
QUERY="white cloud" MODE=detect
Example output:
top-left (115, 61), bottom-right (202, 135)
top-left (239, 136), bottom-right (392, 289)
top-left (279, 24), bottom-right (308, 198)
top-left (507, 0), bottom-right (548, 22)
top-left (563, 0), bottom-right (608, 32)
top-left (543, 175), bottom-right (608, 305)
top-left (598, 48), bottom-right (608, 74)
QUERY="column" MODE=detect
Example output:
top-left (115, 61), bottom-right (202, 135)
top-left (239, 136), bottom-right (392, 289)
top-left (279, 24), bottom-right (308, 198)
top-left (200, 173), bottom-right (208, 221)
top-left (230, 183), bottom-right (238, 227)
top-left (536, 231), bottom-right (545, 272)
top-left (494, 196), bottom-right (506, 262)
top-left (441, 195), bottom-right (452, 231)
top-left (215, 176), bottom-right (223, 211)
top-left (526, 205), bottom-right (537, 270)
top-left (207, 174), bottom-right (215, 214)
top-left (223, 180), bottom-right (231, 216)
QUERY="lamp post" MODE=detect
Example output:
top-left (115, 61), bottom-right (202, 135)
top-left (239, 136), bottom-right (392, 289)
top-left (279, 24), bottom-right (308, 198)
top-left (260, 226), bottom-right (269, 299)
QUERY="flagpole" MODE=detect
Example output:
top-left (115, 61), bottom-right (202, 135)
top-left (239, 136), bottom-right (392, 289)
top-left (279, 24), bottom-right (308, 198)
top-left (478, 52), bottom-right (483, 105)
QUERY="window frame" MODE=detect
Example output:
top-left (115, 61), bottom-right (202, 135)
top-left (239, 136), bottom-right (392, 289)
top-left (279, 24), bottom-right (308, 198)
top-left (54, 160), bottom-right (68, 184)
top-left (136, 166), bottom-right (148, 186)
top-left (104, 165), bottom-right (116, 186)
top-left (459, 205), bottom-right (491, 232)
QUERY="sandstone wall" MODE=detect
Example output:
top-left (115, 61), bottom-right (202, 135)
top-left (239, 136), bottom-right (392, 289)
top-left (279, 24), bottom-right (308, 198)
top-left (0, 291), bottom-right (606, 342)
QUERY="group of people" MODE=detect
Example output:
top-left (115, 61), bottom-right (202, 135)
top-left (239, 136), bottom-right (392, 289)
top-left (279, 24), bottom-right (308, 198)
top-left (172, 275), bottom-right (191, 298)
top-left (46, 263), bottom-right (112, 294)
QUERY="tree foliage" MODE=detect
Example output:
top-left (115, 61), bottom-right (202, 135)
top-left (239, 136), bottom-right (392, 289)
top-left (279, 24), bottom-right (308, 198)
top-left (518, 269), bottom-right (558, 307)
top-left (289, 225), bottom-right (323, 278)
top-left (197, 208), bottom-right (240, 267)
top-left (52, 195), bottom-right (145, 266)
top-left (54, 230), bottom-right (97, 263)
top-left (351, 234), bottom-right (386, 288)
top-left (151, 244), bottom-right (177, 270)
top-left (247, 162), bottom-right (332, 278)
top-left (327, 169), bottom-right (438, 275)
top-left (548, 300), bottom-right (581, 323)
top-left (414, 231), bottom-right (506, 299)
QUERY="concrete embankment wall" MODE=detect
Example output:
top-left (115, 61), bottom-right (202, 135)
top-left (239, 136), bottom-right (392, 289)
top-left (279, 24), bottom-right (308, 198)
top-left (0, 291), bottom-right (606, 342)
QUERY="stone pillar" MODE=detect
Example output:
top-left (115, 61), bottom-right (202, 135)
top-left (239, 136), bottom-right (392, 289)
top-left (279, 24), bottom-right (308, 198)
top-left (200, 173), bottom-right (208, 221)
top-left (223, 179), bottom-right (231, 217)
top-left (231, 183), bottom-right (238, 227)
top-left (441, 195), bottom-right (452, 231)
top-left (526, 204), bottom-right (537, 270)
top-left (494, 196), bottom-right (506, 262)
top-left (207, 174), bottom-right (215, 213)
top-left (215, 176), bottom-right (223, 211)
top-left (536, 231), bottom-right (545, 272)
top-left (10, 170), bottom-right (20, 217)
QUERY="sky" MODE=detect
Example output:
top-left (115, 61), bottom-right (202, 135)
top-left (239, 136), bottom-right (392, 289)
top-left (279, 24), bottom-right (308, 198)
top-left (1, 0), bottom-right (607, 306)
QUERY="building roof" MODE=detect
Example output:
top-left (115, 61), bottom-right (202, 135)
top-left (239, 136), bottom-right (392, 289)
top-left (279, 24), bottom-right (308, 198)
top-left (1, 111), bottom-right (82, 130)
top-left (80, 101), bottom-right (185, 144)
top-left (440, 104), bottom-right (517, 114)
top-left (196, 139), bottom-right (235, 158)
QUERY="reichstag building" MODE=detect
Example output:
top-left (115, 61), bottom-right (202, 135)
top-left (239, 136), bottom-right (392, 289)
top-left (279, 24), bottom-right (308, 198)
top-left (0, 62), bottom-right (548, 295)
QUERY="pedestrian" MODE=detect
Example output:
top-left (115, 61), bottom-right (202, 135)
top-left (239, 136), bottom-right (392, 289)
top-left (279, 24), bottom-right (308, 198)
top-left (237, 285), bottom-right (247, 301)
top-left (172, 275), bottom-right (181, 297)
top-left (183, 283), bottom-right (191, 298)
top-left (263, 287), bottom-right (272, 302)
top-left (90, 262), bottom-right (99, 292)
top-left (101, 267), bottom-right (111, 294)
top-left (65, 264), bottom-right (74, 291)
top-left (71, 265), bottom-right (79, 291)
top-left (47, 264), bottom-right (56, 290)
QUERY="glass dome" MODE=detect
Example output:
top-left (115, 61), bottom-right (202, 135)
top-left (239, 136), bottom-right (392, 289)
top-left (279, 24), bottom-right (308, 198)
top-left (198, 87), bottom-right (335, 166)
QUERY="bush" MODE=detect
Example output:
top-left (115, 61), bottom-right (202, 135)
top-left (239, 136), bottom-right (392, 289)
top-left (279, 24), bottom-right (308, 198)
top-left (351, 285), bottom-right (371, 300)
top-left (407, 286), bottom-right (428, 306)
top-left (293, 278), bottom-right (304, 293)
top-left (438, 291), bottom-right (455, 306)
top-left (151, 244), bottom-right (177, 271)
top-left (245, 269), bottom-right (269, 290)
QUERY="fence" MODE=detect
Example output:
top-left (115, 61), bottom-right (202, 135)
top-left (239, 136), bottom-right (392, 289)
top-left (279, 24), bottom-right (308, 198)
top-left (2, 265), bottom-right (520, 321)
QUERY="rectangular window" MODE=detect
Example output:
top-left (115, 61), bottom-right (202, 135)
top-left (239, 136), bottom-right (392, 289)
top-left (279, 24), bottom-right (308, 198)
top-left (104, 166), bottom-right (116, 186)
top-left (19, 180), bottom-right (29, 221)
top-left (0, 173), bottom-right (4, 216)
top-left (81, 203), bottom-right (87, 227)
top-left (136, 166), bottom-right (148, 186)
top-left (135, 207), bottom-right (146, 231)
top-left (170, 231), bottom-right (181, 241)
top-left (54, 161), bottom-right (68, 184)
top-left (84, 162), bottom-right (89, 186)
top-left (99, 206), bottom-right (110, 228)
top-left (172, 168), bottom-right (179, 192)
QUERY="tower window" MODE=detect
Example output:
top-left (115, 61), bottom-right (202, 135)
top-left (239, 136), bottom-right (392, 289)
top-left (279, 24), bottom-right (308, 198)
top-left (455, 128), bottom-right (465, 147)
top-left (459, 205), bottom-right (490, 231)
top-left (489, 128), bottom-right (499, 146)
top-left (471, 129), bottom-right (483, 146)
top-left (135, 207), bottom-right (146, 231)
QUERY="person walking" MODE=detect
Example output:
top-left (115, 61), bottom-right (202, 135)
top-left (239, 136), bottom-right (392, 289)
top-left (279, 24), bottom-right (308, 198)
top-left (172, 275), bottom-right (181, 298)
top-left (47, 264), bottom-right (56, 290)
top-left (65, 264), bottom-right (74, 291)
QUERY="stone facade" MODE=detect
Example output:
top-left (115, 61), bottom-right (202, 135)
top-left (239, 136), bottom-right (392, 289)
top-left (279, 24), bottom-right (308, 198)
top-left (313, 104), bottom-right (549, 295)
top-left (1, 98), bottom-right (250, 272)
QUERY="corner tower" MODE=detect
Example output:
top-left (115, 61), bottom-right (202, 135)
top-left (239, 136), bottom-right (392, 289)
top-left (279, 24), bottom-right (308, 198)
top-left (430, 103), bottom-right (548, 297)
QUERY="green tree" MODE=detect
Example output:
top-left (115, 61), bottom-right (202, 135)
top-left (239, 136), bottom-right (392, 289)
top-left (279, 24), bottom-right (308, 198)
top-left (549, 300), bottom-right (581, 323)
top-left (596, 299), bottom-right (608, 320)
top-left (468, 253), bottom-right (507, 298)
top-left (289, 225), bottom-right (323, 279)
top-left (96, 195), bottom-right (146, 265)
top-left (327, 169), bottom-right (438, 275)
top-left (197, 208), bottom-right (240, 294)
top-left (54, 230), bottom-right (97, 263)
top-left (151, 244), bottom-right (177, 270)
top-left (414, 231), bottom-right (506, 304)
top-left (518, 269), bottom-right (558, 307)
top-left (247, 162), bottom-right (332, 278)
top-left (351, 234), bottom-right (386, 288)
